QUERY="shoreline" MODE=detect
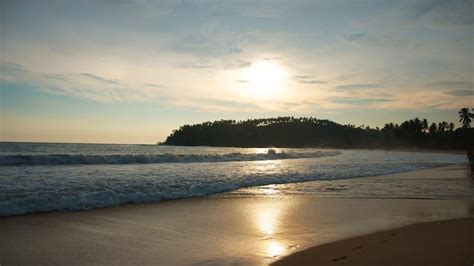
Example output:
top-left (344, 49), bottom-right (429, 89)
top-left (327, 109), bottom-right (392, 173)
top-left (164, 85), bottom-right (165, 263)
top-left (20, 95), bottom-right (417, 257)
top-left (273, 217), bottom-right (474, 266)
top-left (1, 165), bottom-right (472, 265)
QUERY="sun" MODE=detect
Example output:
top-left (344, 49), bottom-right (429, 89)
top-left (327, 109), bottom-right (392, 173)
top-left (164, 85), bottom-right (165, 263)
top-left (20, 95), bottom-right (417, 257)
top-left (240, 61), bottom-right (288, 100)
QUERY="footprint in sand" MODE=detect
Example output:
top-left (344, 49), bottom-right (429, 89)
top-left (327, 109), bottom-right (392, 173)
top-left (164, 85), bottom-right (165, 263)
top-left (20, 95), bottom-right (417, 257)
top-left (332, 256), bottom-right (348, 261)
top-left (378, 240), bottom-right (389, 244)
top-left (352, 246), bottom-right (362, 250)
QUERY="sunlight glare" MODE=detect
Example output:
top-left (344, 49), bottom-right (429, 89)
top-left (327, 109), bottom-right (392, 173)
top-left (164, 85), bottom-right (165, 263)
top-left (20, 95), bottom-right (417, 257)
top-left (257, 208), bottom-right (277, 235)
top-left (240, 61), bottom-right (288, 100)
top-left (260, 184), bottom-right (278, 195)
top-left (266, 240), bottom-right (285, 258)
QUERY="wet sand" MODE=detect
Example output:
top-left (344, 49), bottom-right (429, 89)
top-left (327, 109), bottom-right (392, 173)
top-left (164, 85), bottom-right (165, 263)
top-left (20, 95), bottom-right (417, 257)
top-left (273, 217), bottom-right (474, 266)
top-left (1, 165), bottom-right (473, 265)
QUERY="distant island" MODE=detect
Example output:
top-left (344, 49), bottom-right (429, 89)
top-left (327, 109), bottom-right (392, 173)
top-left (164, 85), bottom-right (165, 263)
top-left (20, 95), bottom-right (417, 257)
top-left (162, 108), bottom-right (474, 150)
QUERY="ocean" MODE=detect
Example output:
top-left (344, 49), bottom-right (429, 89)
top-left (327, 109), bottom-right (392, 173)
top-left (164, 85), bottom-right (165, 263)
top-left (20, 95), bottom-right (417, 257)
top-left (0, 142), bottom-right (468, 216)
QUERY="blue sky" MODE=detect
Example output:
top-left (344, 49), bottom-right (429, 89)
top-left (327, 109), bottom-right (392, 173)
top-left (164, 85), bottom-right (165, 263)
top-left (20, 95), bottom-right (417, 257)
top-left (1, 0), bottom-right (473, 143)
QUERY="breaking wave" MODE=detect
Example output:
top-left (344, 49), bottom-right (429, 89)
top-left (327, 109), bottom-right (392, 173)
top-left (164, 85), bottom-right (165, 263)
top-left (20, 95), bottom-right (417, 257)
top-left (0, 150), bottom-right (341, 166)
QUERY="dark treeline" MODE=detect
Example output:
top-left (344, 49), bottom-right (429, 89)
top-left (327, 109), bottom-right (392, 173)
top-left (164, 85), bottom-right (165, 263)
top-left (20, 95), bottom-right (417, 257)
top-left (162, 111), bottom-right (474, 150)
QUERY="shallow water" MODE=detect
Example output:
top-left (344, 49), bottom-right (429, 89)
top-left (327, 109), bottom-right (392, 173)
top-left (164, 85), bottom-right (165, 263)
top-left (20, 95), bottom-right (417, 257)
top-left (230, 165), bottom-right (474, 200)
top-left (0, 142), bottom-right (468, 215)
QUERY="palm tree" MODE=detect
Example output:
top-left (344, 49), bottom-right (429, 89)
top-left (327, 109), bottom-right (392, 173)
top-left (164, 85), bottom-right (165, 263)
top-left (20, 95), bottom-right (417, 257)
top-left (458, 107), bottom-right (473, 128)
top-left (429, 123), bottom-right (437, 134)
top-left (422, 119), bottom-right (428, 133)
top-left (448, 122), bottom-right (455, 131)
top-left (438, 121), bottom-right (448, 132)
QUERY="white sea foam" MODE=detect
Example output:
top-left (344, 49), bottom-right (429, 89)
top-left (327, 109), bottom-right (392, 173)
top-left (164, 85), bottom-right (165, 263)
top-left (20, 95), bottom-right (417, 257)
top-left (0, 150), bottom-right (340, 166)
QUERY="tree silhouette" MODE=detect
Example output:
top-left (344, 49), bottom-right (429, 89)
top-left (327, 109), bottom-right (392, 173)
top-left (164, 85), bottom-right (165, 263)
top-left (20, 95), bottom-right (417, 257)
top-left (422, 119), bottom-right (428, 133)
top-left (448, 122), bottom-right (455, 131)
top-left (458, 107), bottom-right (473, 128)
top-left (428, 123), bottom-right (437, 135)
top-left (162, 114), bottom-right (473, 150)
top-left (438, 121), bottom-right (448, 132)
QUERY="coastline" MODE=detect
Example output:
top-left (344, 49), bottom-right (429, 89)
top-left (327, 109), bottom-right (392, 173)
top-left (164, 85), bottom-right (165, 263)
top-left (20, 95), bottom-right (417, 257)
top-left (273, 217), bottom-right (474, 266)
top-left (1, 164), bottom-right (472, 265)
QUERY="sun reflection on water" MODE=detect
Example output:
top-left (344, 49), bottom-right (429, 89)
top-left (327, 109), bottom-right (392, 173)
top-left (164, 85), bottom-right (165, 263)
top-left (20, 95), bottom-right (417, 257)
top-left (253, 147), bottom-right (283, 154)
top-left (251, 158), bottom-right (282, 173)
top-left (260, 184), bottom-right (278, 195)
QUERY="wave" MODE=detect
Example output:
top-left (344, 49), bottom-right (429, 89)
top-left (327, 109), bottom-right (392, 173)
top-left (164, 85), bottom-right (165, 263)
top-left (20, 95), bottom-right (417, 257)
top-left (0, 150), bottom-right (341, 166)
top-left (0, 161), bottom-right (451, 216)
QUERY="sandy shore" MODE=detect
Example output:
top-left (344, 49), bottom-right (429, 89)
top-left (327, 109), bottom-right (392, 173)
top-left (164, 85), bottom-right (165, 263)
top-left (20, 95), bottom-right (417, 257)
top-left (1, 165), bottom-right (473, 265)
top-left (273, 217), bottom-right (474, 266)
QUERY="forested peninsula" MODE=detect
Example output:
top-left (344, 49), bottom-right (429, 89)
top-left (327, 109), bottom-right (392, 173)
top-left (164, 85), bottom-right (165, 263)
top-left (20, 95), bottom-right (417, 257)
top-left (162, 109), bottom-right (474, 150)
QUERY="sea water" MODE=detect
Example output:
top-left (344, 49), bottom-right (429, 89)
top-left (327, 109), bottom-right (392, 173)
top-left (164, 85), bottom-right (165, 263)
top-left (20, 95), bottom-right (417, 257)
top-left (0, 142), bottom-right (467, 216)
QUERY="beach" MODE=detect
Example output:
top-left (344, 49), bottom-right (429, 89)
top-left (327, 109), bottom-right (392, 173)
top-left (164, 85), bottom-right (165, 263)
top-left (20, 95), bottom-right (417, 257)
top-left (1, 164), bottom-right (473, 265)
top-left (273, 217), bottom-right (474, 266)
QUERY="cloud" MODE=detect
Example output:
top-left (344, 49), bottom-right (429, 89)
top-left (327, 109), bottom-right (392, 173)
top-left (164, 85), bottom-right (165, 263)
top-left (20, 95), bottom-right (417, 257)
top-left (168, 96), bottom-right (261, 113)
top-left (180, 62), bottom-right (215, 69)
top-left (222, 59), bottom-right (251, 69)
top-left (294, 75), bottom-right (327, 85)
top-left (444, 90), bottom-right (473, 96)
top-left (79, 73), bottom-right (122, 85)
top-left (268, 100), bottom-right (319, 113)
top-left (345, 32), bottom-right (416, 50)
top-left (335, 83), bottom-right (379, 90)
top-left (294, 75), bottom-right (310, 79)
top-left (1, 62), bottom-right (262, 112)
top-left (180, 58), bottom-right (251, 70)
top-left (143, 83), bottom-right (164, 88)
top-left (42, 73), bottom-right (72, 82)
top-left (298, 80), bottom-right (327, 84)
top-left (346, 33), bottom-right (367, 42)
top-left (0, 62), bottom-right (25, 73)
top-left (331, 97), bottom-right (393, 105)
top-left (263, 56), bottom-right (284, 61)
top-left (376, 89), bottom-right (473, 110)
top-left (430, 80), bottom-right (473, 90)
top-left (407, 0), bottom-right (445, 20)
top-left (202, 98), bottom-right (258, 109)
top-left (0, 62), bottom-right (28, 82)
top-left (172, 33), bottom-right (242, 58)
top-left (346, 32), bottom-right (385, 47)
top-left (0, 63), bottom-right (162, 103)
top-left (408, 0), bottom-right (474, 27)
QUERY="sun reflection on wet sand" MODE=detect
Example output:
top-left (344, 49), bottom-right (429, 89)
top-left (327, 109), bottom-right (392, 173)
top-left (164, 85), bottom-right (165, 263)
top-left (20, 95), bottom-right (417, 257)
top-left (256, 203), bottom-right (279, 236)
top-left (266, 240), bottom-right (285, 258)
top-left (254, 201), bottom-right (294, 260)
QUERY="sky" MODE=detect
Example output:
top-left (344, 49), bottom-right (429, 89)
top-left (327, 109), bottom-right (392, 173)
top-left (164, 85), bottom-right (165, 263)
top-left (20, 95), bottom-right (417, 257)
top-left (1, 0), bottom-right (473, 144)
